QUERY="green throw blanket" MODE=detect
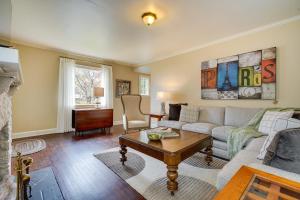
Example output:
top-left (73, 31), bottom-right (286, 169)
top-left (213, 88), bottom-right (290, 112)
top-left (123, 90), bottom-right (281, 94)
top-left (227, 108), bottom-right (296, 159)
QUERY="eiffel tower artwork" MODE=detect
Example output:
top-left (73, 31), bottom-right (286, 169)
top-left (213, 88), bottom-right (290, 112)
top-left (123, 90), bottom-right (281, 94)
top-left (222, 62), bottom-right (232, 91)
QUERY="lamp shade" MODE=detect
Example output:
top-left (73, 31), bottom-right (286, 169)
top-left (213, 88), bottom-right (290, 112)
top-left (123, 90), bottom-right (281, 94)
top-left (94, 87), bottom-right (104, 97)
top-left (156, 91), bottom-right (171, 101)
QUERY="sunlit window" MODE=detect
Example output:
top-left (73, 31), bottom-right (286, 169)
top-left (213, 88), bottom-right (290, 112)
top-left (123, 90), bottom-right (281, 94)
top-left (74, 66), bottom-right (102, 105)
top-left (139, 75), bottom-right (150, 96)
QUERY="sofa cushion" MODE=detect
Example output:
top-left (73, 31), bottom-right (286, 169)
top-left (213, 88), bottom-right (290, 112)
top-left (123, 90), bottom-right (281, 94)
top-left (199, 107), bottom-right (225, 126)
top-left (157, 120), bottom-right (186, 130)
top-left (216, 150), bottom-right (262, 190)
top-left (181, 122), bottom-right (216, 134)
top-left (128, 120), bottom-right (149, 128)
top-left (224, 107), bottom-right (262, 127)
top-left (244, 136), bottom-right (267, 152)
top-left (213, 140), bottom-right (228, 151)
top-left (179, 105), bottom-right (200, 123)
top-left (212, 126), bottom-right (235, 142)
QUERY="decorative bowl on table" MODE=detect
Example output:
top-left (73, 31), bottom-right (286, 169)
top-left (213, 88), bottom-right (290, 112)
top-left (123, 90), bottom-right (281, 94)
top-left (147, 132), bottom-right (162, 141)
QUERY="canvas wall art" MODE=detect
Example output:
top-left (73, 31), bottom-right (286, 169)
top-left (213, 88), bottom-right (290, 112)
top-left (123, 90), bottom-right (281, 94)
top-left (115, 79), bottom-right (131, 98)
top-left (201, 47), bottom-right (276, 100)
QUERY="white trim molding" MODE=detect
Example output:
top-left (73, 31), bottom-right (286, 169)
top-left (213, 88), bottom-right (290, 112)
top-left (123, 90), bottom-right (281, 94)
top-left (13, 122), bottom-right (123, 139)
top-left (13, 128), bottom-right (62, 139)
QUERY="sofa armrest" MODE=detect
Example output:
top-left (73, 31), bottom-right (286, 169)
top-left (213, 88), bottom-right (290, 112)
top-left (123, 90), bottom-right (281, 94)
top-left (248, 163), bottom-right (300, 183)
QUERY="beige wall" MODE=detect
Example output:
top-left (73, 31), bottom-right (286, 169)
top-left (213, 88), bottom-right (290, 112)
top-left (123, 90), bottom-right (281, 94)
top-left (147, 20), bottom-right (300, 113)
top-left (0, 41), bottom-right (150, 133)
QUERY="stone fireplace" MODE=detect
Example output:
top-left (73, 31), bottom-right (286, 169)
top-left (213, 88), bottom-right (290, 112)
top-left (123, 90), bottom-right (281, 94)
top-left (0, 46), bottom-right (22, 199)
top-left (0, 77), bottom-right (16, 200)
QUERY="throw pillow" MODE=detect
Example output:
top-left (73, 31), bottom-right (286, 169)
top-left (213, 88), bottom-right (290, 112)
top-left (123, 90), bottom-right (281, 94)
top-left (168, 104), bottom-right (181, 121)
top-left (272, 118), bottom-right (300, 133)
top-left (263, 128), bottom-right (300, 174)
top-left (258, 111), bottom-right (294, 135)
top-left (257, 111), bottom-right (294, 160)
top-left (179, 105), bottom-right (200, 123)
top-left (168, 103), bottom-right (188, 121)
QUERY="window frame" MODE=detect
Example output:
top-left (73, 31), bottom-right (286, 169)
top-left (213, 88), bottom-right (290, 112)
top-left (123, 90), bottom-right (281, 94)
top-left (139, 74), bottom-right (150, 96)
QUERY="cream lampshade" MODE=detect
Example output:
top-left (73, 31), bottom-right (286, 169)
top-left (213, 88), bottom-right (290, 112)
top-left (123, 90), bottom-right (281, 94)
top-left (94, 87), bottom-right (104, 108)
top-left (94, 87), bottom-right (104, 97)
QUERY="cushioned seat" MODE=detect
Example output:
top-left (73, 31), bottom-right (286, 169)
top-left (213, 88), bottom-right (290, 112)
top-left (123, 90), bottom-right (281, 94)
top-left (216, 149), bottom-right (262, 190)
top-left (245, 136), bottom-right (267, 152)
top-left (128, 120), bottom-right (149, 129)
top-left (181, 122), bottom-right (216, 134)
top-left (212, 126), bottom-right (235, 142)
top-left (157, 120), bottom-right (187, 130)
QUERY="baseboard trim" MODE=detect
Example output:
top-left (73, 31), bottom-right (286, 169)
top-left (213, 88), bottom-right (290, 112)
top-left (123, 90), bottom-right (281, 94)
top-left (13, 122), bottom-right (123, 139)
top-left (13, 128), bottom-right (61, 139)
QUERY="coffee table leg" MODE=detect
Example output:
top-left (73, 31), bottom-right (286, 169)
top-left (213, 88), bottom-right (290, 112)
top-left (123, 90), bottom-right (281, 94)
top-left (167, 165), bottom-right (178, 195)
top-left (205, 144), bottom-right (213, 166)
top-left (119, 144), bottom-right (127, 165)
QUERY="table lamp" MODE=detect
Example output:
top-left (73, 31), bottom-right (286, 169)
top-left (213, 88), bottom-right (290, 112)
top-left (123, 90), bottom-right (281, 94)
top-left (94, 87), bottom-right (104, 108)
top-left (156, 91), bottom-right (171, 115)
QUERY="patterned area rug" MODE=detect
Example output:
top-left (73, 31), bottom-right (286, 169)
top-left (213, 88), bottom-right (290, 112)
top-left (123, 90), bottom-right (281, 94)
top-left (94, 148), bottom-right (227, 200)
top-left (183, 152), bottom-right (227, 169)
top-left (12, 139), bottom-right (46, 157)
top-left (144, 175), bottom-right (217, 200)
top-left (94, 151), bottom-right (145, 180)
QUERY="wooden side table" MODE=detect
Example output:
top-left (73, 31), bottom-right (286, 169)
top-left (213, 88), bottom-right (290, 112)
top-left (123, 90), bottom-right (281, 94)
top-left (214, 166), bottom-right (300, 200)
top-left (72, 108), bottom-right (113, 136)
top-left (149, 113), bottom-right (165, 121)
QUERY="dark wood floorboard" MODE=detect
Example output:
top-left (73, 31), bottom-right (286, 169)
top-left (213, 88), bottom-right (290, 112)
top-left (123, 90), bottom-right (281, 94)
top-left (12, 125), bottom-right (145, 200)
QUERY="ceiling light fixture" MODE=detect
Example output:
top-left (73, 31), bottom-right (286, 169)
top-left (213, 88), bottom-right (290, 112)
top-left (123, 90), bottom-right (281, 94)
top-left (142, 12), bottom-right (157, 26)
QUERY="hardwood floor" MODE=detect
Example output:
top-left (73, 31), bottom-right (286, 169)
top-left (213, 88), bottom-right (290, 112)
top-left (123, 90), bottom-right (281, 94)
top-left (12, 125), bottom-right (145, 200)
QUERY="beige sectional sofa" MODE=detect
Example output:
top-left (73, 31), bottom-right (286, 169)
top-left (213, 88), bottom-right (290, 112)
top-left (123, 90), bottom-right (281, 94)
top-left (158, 106), bottom-right (300, 190)
top-left (158, 106), bottom-right (261, 159)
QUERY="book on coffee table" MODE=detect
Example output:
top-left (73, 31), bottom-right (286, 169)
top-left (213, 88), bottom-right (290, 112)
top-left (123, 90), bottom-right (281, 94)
top-left (161, 131), bottom-right (180, 139)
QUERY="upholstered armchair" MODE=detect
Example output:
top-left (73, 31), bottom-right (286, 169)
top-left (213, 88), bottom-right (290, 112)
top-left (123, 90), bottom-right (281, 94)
top-left (121, 94), bottom-right (150, 134)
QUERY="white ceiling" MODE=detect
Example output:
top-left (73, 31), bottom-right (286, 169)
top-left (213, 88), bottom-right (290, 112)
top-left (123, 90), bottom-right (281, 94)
top-left (1, 0), bottom-right (300, 65)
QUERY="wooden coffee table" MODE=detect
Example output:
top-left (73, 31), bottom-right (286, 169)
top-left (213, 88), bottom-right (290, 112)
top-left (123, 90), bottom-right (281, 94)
top-left (119, 130), bottom-right (213, 195)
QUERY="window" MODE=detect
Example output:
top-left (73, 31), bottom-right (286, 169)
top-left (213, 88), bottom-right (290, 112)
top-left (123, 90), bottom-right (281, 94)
top-left (74, 66), bottom-right (102, 105)
top-left (139, 75), bottom-right (150, 96)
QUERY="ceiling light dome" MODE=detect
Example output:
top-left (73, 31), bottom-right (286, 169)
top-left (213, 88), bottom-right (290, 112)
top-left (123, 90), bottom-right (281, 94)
top-left (142, 12), bottom-right (157, 26)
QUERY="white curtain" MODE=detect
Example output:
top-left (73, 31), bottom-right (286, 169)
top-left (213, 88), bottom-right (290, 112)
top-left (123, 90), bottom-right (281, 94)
top-left (57, 58), bottom-right (75, 132)
top-left (101, 65), bottom-right (113, 108)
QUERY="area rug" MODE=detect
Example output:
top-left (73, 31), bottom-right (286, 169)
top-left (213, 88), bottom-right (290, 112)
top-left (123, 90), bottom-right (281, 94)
top-left (29, 167), bottom-right (64, 200)
top-left (94, 147), bottom-right (228, 200)
top-left (12, 139), bottom-right (46, 157)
